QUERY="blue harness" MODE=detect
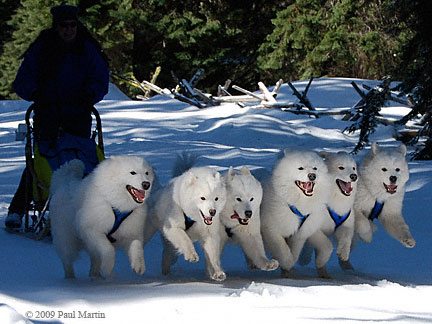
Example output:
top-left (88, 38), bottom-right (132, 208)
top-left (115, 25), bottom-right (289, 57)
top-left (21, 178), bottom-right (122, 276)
top-left (106, 208), bottom-right (134, 243)
top-left (368, 201), bottom-right (384, 221)
top-left (289, 205), bottom-right (309, 228)
top-left (327, 207), bottom-right (351, 228)
top-left (184, 213), bottom-right (196, 230)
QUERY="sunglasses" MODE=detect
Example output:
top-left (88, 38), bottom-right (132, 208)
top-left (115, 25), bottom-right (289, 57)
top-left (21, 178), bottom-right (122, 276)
top-left (58, 21), bottom-right (77, 28)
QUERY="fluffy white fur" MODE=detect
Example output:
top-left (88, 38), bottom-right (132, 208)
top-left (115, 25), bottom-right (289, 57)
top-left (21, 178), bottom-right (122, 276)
top-left (219, 166), bottom-right (278, 272)
top-left (352, 142), bottom-right (415, 256)
top-left (300, 152), bottom-right (358, 278)
top-left (50, 155), bottom-right (155, 279)
top-left (147, 157), bottom-right (227, 281)
top-left (260, 148), bottom-right (331, 277)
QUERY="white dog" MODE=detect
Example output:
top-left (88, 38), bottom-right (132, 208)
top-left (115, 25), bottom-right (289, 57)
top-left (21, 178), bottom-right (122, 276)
top-left (49, 155), bottom-right (154, 279)
top-left (351, 142), bottom-right (415, 259)
top-left (148, 156), bottom-right (227, 281)
top-left (299, 152), bottom-right (358, 278)
top-left (260, 148), bottom-right (331, 277)
top-left (219, 166), bottom-right (279, 272)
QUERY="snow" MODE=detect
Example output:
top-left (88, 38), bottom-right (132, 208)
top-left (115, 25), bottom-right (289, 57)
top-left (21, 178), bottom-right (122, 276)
top-left (1, 79), bottom-right (431, 324)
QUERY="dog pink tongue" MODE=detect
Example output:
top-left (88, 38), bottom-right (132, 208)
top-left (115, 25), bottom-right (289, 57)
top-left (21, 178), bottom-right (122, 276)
top-left (134, 189), bottom-right (146, 202)
top-left (305, 182), bottom-right (313, 193)
top-left (342, 181), bottom-right (353, 194)
top-left (386, 184), bottom-right (397, 193)
top-left (231, 213), bottom-right (240, 220)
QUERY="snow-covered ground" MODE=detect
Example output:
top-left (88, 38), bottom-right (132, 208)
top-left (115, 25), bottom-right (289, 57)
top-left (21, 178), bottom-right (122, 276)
top-left (1, 78), bottom-right (431, 324)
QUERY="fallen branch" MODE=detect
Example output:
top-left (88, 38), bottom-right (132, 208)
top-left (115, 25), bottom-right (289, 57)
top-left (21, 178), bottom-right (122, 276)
top-left (287, 78), bottom-right (316, 112)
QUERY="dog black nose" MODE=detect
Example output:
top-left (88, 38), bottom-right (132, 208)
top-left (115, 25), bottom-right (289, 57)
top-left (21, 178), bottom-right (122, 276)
top-left (245, 210), bottom-right (252, 218)
top-left (209, 209), bottom-right (216, 217)
top-left (308, 173), bottom-right (316, 181)
top-left (389, 175), bottom-right (397, 184)
top-left (350, 174), bottom-right (358, 182)
top-left (142, 181), bottom-right (151, 190)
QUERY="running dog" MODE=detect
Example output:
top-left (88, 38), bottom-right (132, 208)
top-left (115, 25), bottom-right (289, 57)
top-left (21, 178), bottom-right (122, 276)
top-left (260, 148), bottom-right (331, 277)
top-left (219, 166), bottom-right (278, 272)
top-left (50, 155), bottom-right (154, 279)
top-left (299, 151), bottom-right (358, 278)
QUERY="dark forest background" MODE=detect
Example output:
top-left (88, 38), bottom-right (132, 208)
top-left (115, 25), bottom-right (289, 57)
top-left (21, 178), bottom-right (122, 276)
top-left (1, 0), bottom-right (431, 157)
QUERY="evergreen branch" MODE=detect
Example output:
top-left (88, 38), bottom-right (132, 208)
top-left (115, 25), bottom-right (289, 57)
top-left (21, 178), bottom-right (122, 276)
top-left (344, 78), bottom-right (391, 154)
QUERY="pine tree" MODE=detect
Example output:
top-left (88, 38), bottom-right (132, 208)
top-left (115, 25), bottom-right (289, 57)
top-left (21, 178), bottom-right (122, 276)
top-left (393, 0), bottom-right (432, 160)
top-left (133, 0), bottom-right (283, 94)
top-left (0, 1), bottom-right (20, 52)
top-left (79, 0), bottom-right (135, 95)
top-left (257, 0), bottom-right (403, 81)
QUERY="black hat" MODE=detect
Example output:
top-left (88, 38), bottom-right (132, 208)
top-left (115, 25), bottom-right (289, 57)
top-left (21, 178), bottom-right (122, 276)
top-left (50, 4), bottom-right (78, 23)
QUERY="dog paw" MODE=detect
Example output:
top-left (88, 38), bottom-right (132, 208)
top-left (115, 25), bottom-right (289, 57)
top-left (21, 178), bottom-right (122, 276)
top-left (262, 259), bottom-right (279, 271)
top-left (280, 268), bottom-right (293, 278)
top-left (247, 261), bottom-right (258, 270)
top-left (131, 257), bottom-right (146, 275)
top-left (317, 266), bottom-right (331, 279)
top-left (210, 271), bottom-right (226, 281)
top-left (161, 264), bottom-right (171, 276)
top-left (338, 258), bottom-right (354, 271)
top-left (402, 238), bottom-right (416, 248)
top-left (185, 251), bottom-right (199, 263)
top-left (336, 248), bottom-right (350, 262)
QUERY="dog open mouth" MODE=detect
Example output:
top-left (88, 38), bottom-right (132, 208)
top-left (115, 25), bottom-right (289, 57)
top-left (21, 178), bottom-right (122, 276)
top-left (126, 185), bottom-right (146, 203)
top-left (295, 180), bottom-right (314, 196)
top-left (384, 183), bottom-right (397, 194)
top-left (200, 210), bottom-right (213, 225)
top-left (230, 211), bottom-right (249, 225)
top-left (336, 179), bottom-right (353, 196)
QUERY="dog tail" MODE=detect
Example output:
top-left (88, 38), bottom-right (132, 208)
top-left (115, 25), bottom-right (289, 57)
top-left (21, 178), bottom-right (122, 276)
top-left (50, 159), bottom-right (85, 193)
top-left (172, 152), bottom-right (199, 177)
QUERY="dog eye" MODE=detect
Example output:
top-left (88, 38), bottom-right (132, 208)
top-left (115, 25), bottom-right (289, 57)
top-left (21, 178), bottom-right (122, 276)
top-left (215, 197), bottom-right (219, 201)
top-left (236, 198), bottom-right (242, 202)
top-left (395, 168), bottom-right (400, 172)
top-left (250, 197), bottom-right (254, 202)
top-left (313, 167), bottom-right (317, 170)
top-left (145, 171), bottom-right (149, 175)
top-left (130, 171), bottom-right (136, 175)
top-left (339, 166), bottom-right (345, 170)
top-left (298, 167), bottom-right (304, 170)
top-left (201, 197), bottom-right (206, 200)
top-left (353, 167), bottom-right (356, 171)
top-left (382, 168), bottom-right (388, 172)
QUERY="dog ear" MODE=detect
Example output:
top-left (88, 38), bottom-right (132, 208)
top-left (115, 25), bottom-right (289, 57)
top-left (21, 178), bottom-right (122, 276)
top-left (240, 166), bottom-right (252, 176)
top-left (185, 171), bottom-right (197, 185)
top-left (214, 171), bottom-right (221, 180)
top-left (283, 148), bottom-right (293, 156)
top-left (371, 142), bottom-right (379, 156)
top-left (318, 151), bottom-right (328, 159)
top-left (397, 143), bottom-right (407, 156)
top-left (227, 166), bottom-right (235, 180)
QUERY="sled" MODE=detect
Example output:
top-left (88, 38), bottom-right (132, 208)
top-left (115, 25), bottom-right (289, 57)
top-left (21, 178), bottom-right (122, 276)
top-left (9, 105), bottom-right (105, 240)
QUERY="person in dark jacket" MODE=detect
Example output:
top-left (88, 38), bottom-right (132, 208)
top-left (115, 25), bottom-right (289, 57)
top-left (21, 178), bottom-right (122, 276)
top-left (6, 4), bottom-right (109, 229)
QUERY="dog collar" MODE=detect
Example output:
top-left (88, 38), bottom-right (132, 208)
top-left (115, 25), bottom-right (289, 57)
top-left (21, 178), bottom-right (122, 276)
top-left (327, 207), bottom-right (351, 228)
top-left (289, 205), bottom-right (309, 228)
top-left (183, 212), bottom-right (196, 230)
top-left (107, 208), bottom-right (134, 243)
top-left (368, 201), bottom-right (384, 221)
